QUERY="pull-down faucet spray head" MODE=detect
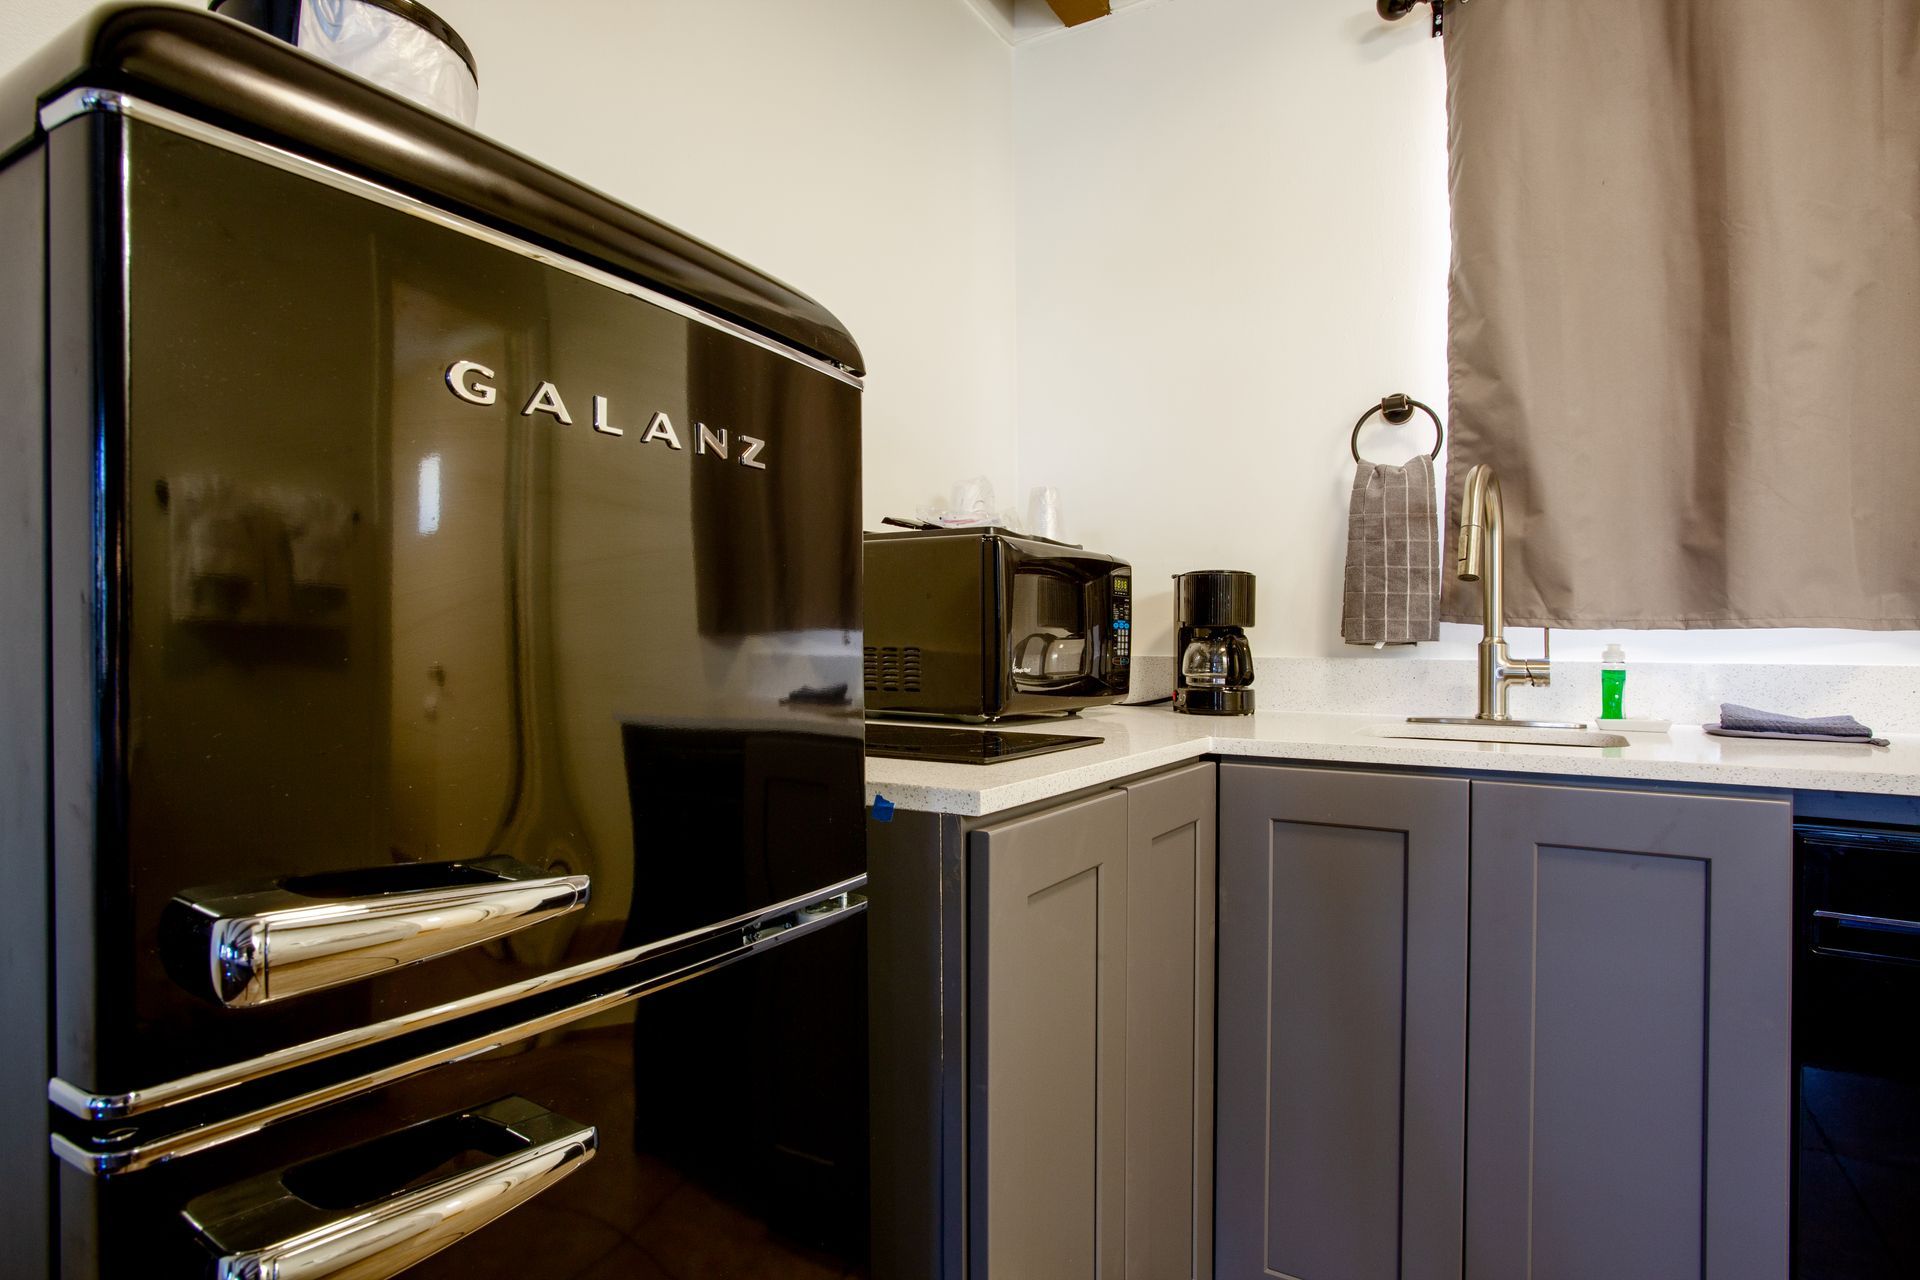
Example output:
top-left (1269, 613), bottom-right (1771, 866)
top-left (1454, 464), bottom-right (1503, 639)
top-left (1455, 464), bottom-right (1498, 580)
top-left (1456, 524), bottom-right (1486, 582)
top-left (1408, 462), bottom-right (1573, 727)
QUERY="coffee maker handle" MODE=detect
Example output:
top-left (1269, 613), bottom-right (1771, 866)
top-left (1227, 635), bottom-right (1255, 686)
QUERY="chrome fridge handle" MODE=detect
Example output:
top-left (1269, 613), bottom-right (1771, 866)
top-left (161, 856), bottom-right (591, 1008)
top-left (185, 1097), bottom-right (595, 1280)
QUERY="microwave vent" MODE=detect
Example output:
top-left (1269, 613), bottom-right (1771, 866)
top-left (864, 645), bottom-right (922, 694)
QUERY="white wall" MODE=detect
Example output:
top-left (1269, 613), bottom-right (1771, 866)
top-left (1012, 0), bottom-right (1920, 667)
top-left (1014, 0), bottom-right (1451, 657)
top-left (8, 0), bottom-right (1915, 669)
top-left (0, 0), bottom-right (1021, 532)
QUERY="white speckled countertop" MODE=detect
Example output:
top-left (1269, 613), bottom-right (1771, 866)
top-left (864, 705), bottom-right (1920, 816)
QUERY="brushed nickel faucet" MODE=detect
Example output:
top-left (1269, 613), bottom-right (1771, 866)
top-left (1410, 463), bottom-right (1580, 728)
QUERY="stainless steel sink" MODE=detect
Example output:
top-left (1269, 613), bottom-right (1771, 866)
top-left (1375, 723), bottom-right (1631, 748)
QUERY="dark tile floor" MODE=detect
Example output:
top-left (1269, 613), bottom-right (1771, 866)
top-left (1798, 1067), bottom-right (1920, 1280)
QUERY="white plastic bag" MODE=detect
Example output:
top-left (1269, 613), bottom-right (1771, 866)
top-left (298, 0), bottom-right (478, 125)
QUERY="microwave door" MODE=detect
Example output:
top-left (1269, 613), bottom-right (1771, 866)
top-left (1006, 571), bottom-right (1073, 691)
top-left (1005, 563), bottom-right (1101, 692)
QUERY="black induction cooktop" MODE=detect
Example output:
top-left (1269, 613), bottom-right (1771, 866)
top-left (864, 723), bottom-right (1104, 765)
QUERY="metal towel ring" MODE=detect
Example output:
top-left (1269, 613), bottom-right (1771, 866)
top-left (1376, 0), bottom-right (1456, 38)
top-left (1351, 394), bottom-right (1444, 465)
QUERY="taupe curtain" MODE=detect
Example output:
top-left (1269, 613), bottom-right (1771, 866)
top-left (1439, 0), bottom-right (1920, 629)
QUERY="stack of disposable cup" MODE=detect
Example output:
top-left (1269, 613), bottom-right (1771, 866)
top-left (1027, 486), bottom-right (1063, 540)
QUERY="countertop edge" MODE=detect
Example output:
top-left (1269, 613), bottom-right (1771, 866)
top-left (863, 711), bottom-right (1920, 817)
top-left (865, 739), bottom-right (1216, 818)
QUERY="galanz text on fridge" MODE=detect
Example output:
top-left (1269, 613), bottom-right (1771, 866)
top-left (442, 359), bottom-right (767, 470)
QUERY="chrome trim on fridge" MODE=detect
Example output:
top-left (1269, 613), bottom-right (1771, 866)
top-left (35, 88), bottom-right (865, 389)
top-left (32, 85), bottom-right (113, 132)
top-left (50, 874), bottom-right (868, 1123)
top-left (51, 886), bottom-right (866, 1176)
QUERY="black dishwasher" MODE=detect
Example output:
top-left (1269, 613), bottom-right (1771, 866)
top-left (1795, 823), bottom-right (1920, 1279)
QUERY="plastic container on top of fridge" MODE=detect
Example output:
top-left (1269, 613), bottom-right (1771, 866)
top-left (211, 0), bottom-right (479, 125)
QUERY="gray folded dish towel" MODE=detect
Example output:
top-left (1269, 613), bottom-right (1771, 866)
top-left (1342, 454), bottom-right (1439, 646)
top-left (1705, 703), bottom-right (1889, 747)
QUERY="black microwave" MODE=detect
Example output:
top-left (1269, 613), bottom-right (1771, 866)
top-left (864, 528), bottom-right (1132, 720)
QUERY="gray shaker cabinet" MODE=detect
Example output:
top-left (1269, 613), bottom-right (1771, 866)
top-left (895, 755), bottom-right (1794, 1280)
top-left (1466, 780), bottom-right (1792, 1280)
top-left (1216, 767), bottom-right (1792, 1280)
top-left (1120, 762), bottom-right (1217, 1280)
top-left (966, 761), bottom-right (1216, 1280)
top-left (1215, 763), bottom-right (1470, 1280)
top-left (970, 787), bottom-right (1128, 1280)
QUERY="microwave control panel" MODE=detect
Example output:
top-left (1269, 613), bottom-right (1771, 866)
top-left (1111, 573), bottom-right (1131, 667)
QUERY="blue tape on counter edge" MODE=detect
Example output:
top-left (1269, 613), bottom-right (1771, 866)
top-left (871, 795), bottom-right (895, 822)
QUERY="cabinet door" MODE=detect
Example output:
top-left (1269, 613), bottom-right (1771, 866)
top-left (1216, 764), bottom-right (1468, 1280)
top-left (1120, 762), bottom-right (1216, 1280)
top-left (1467, 781), bottom-right (1791, 1280)
top-left (970, 789), bottom-right (1128, 1280)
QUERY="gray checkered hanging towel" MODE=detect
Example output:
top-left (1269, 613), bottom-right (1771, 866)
top-left (1341, 454), bottom-right (1440, 645)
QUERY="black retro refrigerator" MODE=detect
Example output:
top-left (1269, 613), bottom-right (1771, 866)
top-left (0, 7), bottom-right (871, 1277)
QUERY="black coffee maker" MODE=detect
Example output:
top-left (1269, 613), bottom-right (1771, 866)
top-left (1173, 570), bottom-right (1256, 715)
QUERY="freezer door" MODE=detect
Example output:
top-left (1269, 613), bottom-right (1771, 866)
top-left (62, 915), bottom-right (870, 1279)
top-left (45, 108), bottom-right (864, 1103)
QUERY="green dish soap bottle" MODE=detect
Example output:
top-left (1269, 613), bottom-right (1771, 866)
top-left (1600, 644), bottom-right (1627, 720)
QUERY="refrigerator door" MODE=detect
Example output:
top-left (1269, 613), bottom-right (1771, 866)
top-left (63, 915), bottom-right (870, 1279)
top-left (45, 105), bottom-right (864, 1105)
